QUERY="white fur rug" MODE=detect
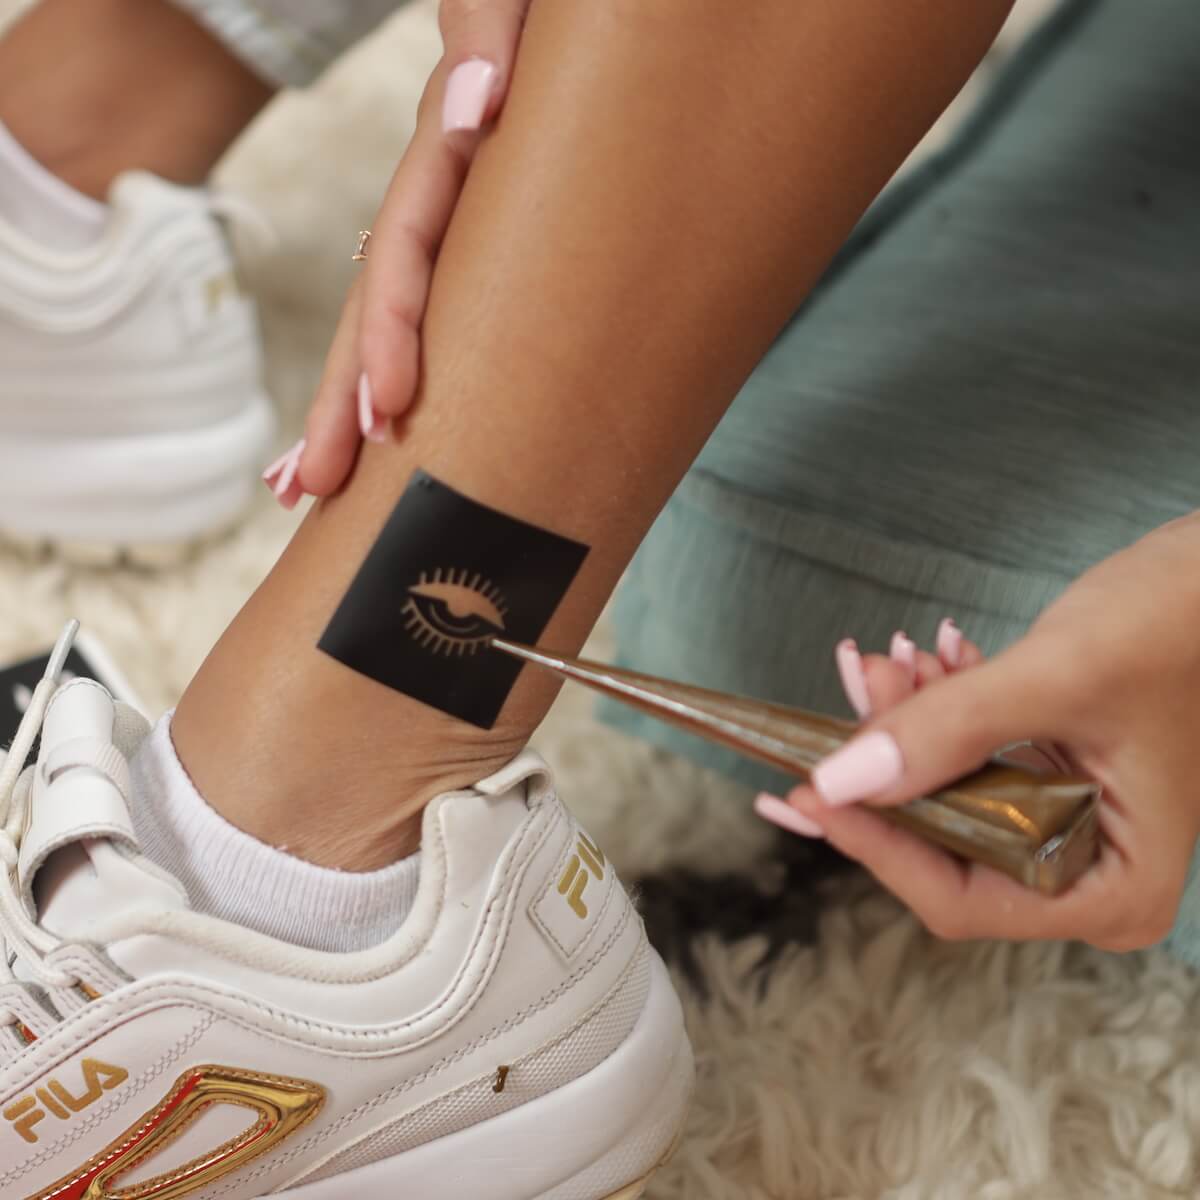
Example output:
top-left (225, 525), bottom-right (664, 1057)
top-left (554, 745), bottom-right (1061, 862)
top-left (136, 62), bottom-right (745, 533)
top-left (4, 2), bottom-right (1200, 1196)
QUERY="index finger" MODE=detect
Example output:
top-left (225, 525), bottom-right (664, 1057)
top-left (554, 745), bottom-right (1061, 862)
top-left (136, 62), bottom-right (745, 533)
top-left (439, 0), bottom-right (530, 126)
top-left (358, 61), bottom-right (474, 421)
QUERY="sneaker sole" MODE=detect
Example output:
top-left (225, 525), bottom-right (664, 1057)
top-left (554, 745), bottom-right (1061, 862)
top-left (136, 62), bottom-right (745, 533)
top-left (596, 1110), bottom-right (692, 1200)
top-left (0, 391), bottom-right (274, 560)
top-left (599, 1170), bottom-right (663, 1200)
top-left (272, 954), bottom-right (693, 1200)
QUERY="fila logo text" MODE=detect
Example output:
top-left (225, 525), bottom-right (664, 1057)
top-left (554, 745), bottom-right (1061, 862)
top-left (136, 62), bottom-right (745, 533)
top-left (557, 833), bottom-right (607, 920)
top-left (4, 1059), bottom-right (128, 1144)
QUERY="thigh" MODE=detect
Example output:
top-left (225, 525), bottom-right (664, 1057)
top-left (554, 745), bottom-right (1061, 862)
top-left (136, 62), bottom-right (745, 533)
top-left (702, 0), bottom-right (1200, 582)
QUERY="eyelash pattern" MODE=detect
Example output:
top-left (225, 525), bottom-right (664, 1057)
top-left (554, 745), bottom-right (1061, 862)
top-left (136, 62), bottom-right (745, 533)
top-left (402, 568), bottom-right (510, 656)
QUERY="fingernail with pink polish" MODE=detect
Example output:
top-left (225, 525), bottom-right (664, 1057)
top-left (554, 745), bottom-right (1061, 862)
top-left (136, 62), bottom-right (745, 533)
top-left (270, 438), bottom-right (305, 508)
top-left (937, 618), bottom-right (963, 668)
top-left (754, 793), bottom-right (825, 838)
top-left (275, 476), bottom-right (304, 511)
top-left (890, 631), bottom-right (917, 680)
top-left (443, 59), bottom-right (498, 134)
top-left (835, 639), bottom-right (871, 719)
top-left (813, 731), bottom-right (904, 807)
top-left (262, 446), bottom-right (292, 488)
top-left (358, 373), bottom-right (388, 443)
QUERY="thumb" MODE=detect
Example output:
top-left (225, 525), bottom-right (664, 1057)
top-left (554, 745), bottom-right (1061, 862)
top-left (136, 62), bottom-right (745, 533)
top-left (811, 643), bottom-right (1071, 810)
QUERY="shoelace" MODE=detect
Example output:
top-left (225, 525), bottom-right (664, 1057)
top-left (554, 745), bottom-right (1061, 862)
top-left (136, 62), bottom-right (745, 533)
top-left (0, 622), bottom-right (127, 1037)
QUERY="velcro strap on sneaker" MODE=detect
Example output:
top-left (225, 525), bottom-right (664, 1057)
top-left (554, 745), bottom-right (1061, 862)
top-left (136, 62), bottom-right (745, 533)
top-left (41, 737), bottom-right (132, 797)
top-left (18, 749), bottom-right (138, 900)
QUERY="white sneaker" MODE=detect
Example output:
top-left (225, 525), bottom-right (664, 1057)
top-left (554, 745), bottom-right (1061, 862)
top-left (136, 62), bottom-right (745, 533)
top-left (0, 626), bottom-right (692, 1200)
top-left (0, 173), bottom-right (275, 563)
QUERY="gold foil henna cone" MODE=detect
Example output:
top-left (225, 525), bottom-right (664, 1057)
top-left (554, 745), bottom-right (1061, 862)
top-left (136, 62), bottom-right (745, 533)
top-left (489, 639), bottom-right (1100, 895)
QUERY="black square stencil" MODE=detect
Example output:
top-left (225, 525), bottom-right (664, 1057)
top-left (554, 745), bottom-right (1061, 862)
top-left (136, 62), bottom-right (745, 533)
top-left (319, 470), bottom-right (589, 729)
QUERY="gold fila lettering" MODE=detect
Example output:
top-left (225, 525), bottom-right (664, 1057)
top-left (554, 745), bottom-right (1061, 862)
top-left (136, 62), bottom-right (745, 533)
top-left (204, 271), bottom-right (241, 314)
top-left (4, 1058), bottom-right (129, 1144)
top-left (557, 833), bottom-right (606, 920)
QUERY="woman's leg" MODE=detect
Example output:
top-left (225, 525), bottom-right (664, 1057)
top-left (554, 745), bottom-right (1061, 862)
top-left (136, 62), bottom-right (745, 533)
top-left (0, 0), bottom-right (275, 198)
top-left (172, 0), bottom-right (1015, 871)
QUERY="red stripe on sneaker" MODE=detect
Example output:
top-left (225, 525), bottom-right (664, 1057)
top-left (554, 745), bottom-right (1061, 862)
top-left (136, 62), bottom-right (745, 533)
top-left (37, 1072), bottom-right (202, 1200)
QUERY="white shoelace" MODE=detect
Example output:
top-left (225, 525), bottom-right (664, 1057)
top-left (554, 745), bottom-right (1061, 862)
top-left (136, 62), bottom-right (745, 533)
top-left (0, 622), bottom-right (129, 1044)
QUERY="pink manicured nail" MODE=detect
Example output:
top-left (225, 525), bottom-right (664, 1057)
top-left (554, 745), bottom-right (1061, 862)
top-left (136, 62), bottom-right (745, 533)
top-left (813, 731), bottom-right (904, 807)
top-left (889, 631), bottom-right (917, 680)
top-left (937, 618), bottom-right (963, 668)
top-left (754, 793), bottom-right (825, 838)
top-left (358, 373), bottom-right (388, 443)
top-left (835, 639), bottom-right (871, 719)
top-left (270, 438), bottom-right (305, 505)
top-left (443, 59), bottom-right (498, 133)
top-left (261, 445), bottom-right (293, 485)
top-left (275, 475), bottom-right (304, 512)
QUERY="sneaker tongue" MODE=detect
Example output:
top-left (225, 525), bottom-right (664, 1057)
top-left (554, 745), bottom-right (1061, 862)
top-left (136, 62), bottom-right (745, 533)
top-left (34, 841), bottom-right (185, 942)
top-left (25, 680), bottom-right (186, 942)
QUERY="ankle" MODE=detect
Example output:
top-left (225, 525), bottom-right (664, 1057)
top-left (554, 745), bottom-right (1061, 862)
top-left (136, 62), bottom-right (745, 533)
top-left (171, 686), bottom-right (532, 873)
top-left (0, 132), bottom-right (115, 205)
top-left (132, 718), bottom-right (423, 951)
top-left (0, 119), bottom-right (109, 247)
top-left (0, 79), bottom-right (115, 200)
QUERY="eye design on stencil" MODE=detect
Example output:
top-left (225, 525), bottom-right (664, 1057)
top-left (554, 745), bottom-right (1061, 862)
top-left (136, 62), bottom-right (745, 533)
top-left (403, 568), bottom-right (509, 656)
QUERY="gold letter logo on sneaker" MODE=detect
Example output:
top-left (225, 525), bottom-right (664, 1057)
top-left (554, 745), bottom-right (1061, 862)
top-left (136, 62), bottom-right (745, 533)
top-left (204, 271), bottom-right (242, 314)
top-left (21, 1065), bottom-right (324, 1200)
top-left (4, 1059), bottom-right (128, 1144)
top-left (557, 833), bottom-right (606, 920)
top-left (403, 568), bottom-right (508, 656)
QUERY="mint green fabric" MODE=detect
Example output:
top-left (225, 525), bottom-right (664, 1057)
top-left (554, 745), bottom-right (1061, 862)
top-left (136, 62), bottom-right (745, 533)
top-left (606, 0), bottom-right (1200, 965)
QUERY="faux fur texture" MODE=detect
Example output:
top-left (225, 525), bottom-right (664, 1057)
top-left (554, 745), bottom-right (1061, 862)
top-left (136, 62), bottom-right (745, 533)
top-left (4, 1), bottom-right (1199, 1196)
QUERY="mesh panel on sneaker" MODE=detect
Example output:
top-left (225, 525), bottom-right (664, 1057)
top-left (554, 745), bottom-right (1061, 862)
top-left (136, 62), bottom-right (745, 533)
top-left (300, 945), bottom-right (651, 1183)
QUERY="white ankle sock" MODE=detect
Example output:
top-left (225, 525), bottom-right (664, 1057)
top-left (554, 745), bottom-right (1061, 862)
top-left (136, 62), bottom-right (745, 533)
top-left (0, 118), bottom-right (108, 249)
top-left (128, 716), bottom-right (421, 953)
